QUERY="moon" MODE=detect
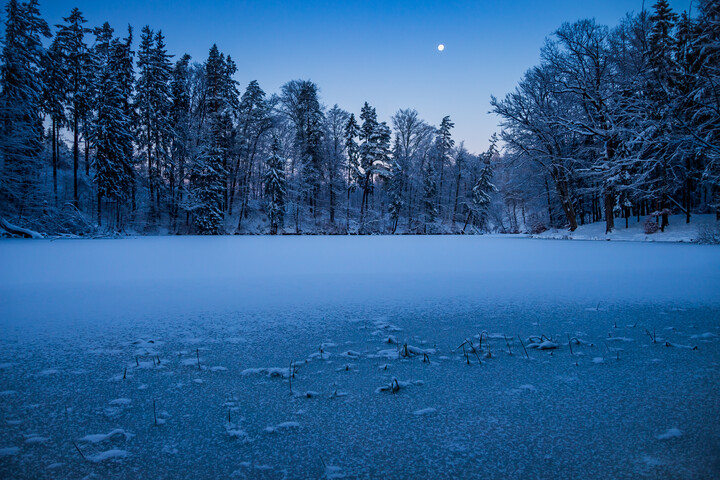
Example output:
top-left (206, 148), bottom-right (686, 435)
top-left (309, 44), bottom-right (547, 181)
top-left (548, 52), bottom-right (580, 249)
top-left (437, 44), bottom-right (445, 52)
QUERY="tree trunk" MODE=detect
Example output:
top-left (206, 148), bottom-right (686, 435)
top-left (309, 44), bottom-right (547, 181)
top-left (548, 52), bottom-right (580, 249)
top-left (604, 191), bottom-right (615, 234)
top-left (73, 114), bottom-right (79, 208)
top-left (169, 151), bottom-right (176, 224)
top-left (624, 205), bottom-right (629, 229)
top-left (85, 137), bottom-right (90, 176)
top-left (52, 120), bottom-right (57, 206)
top-left (346, 187), bottom-right (351, 232)
top-left (147, 124), bottom-right (153, 205)
top-left (452, 168), bottom-right (461, 224)
top-left (438, 158), bottom-right (444, 218)
top-left (295, 202), bottom-right (300, 234)
top-left (554, 176), bottom-right (577, 231)
top-left (461, 210), bottom-right (473, 234)
top-left (131, 172), bottom-right (137, 212)
top-left (545, 177), bottom-right (553, 227)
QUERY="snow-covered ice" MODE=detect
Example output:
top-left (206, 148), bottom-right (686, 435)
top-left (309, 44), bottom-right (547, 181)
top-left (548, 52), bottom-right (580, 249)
top-left (87, 449), bottom-right (129, 463)
top-left (0, 235), bottom-right (719, 479)
top-left (656, 428), bottom-right (683, 440)
top-left (79, 429), bottom-right (134, 444)
top-left (413, 407), bottom-right (437, 416)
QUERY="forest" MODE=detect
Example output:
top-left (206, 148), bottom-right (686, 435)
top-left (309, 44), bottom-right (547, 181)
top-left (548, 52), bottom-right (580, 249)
top-left (0, 0), bottom-right (718, 236)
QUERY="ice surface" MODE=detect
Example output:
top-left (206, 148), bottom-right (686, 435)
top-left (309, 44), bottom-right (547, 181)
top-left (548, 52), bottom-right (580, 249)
top-left (0, 236), bottom-right (719, 479)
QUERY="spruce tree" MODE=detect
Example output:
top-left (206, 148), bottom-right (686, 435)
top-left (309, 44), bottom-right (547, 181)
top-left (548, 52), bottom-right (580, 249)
top-left (54, 8), bottom-right (90, 208)
top-left (470, 137), bottom-right (498, 231)
top-left (0, 0), bottom-right (50, 216)
top-left (435, 115), bottom-right (455, 216)
top-left (136, 28), bottom-right (152, 162)
top-left (90, 32), bottom-right (134, 228)
top-left (280, 79), bottom-right (324, 229)
top-left (692, 0), bottom-right (720, 217)
top-left (189, 146), bottom-right (225, 234)
top-left (358, 102), bottom-right (378, 216)
top-left (344, 113), bottom-right (360, 228)
top-left (388, 137), bottom-right (404, 233)
top-left (136, 26), bottom-right (156, 213)
top-left (234, 80), bottom-right (269, 223)
top-left (188, 44), bottom-right (235, 234)
top-left (152, 30), bottom-right (174, 215)
top-left (169, 53), bottom-right (192, 222)
top-left (264, 137), bottom-right (286, 234)
top-left (41, 37), bottom-right (67, 205)
top-left (114, 27), bottom-right (136, 212)
top-left (423, 160), bottom-right (438, 228)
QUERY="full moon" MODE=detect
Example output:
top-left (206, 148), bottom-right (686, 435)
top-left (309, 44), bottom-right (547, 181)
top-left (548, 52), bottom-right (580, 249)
top-left (438, 44), bottom-right (445, 51)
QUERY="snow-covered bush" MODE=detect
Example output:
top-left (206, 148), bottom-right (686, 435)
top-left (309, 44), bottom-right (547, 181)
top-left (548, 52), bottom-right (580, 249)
top-left (696, 222), bottom-right (720, 244)
top-left (529, 217), bottom-right (547, 234)
top-left (644, 218), bottom-right (659, 234)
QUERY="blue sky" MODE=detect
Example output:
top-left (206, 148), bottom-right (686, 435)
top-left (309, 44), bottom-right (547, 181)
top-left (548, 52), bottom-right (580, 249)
top-left (32, 1), bottom-right (694, 153)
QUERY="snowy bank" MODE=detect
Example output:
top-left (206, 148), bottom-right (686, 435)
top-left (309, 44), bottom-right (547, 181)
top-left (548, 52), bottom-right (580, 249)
top-left (533, 213), bottom-right (718, 243)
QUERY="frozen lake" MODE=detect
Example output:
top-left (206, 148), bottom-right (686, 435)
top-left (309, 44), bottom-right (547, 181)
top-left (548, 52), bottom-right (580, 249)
top-left (1, 236), bottom-right (719, 479)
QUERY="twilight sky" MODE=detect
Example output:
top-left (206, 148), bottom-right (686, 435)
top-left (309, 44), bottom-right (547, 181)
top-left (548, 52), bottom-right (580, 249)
top-left (32, 0), bottom-right (694, 154)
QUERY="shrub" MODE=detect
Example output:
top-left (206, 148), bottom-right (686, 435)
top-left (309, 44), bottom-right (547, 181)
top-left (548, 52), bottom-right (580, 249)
top-left (644, 218), bottom-right (659, 234)
top-left (529, 215), bottom-right (548, 234)
top-left (697, 223), bottom-right (720, 244)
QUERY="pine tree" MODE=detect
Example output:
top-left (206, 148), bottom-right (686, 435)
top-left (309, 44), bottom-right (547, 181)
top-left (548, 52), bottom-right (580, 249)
top-left (435, 116), bottom-right (455, 216)
top-left (646, 0), bottom-right (680, 229)
top-left (90, 31), bottom-right (134, 228)
top-left (54, 8), bottom-right (90, 208)
top-left (691, 0), bottom-right (720, 217)
top-left (234, 80), bottom-right (269, 224)
top-left (452, 145), bottom-right (466, 225)
top-left (189, 146), bottom-right (225, 234)
top-left (41, 37), bottom-right (66, 205)
top-left (152, 31), bottom-right (174, 217)
top-left (388, 137), bottom-right (404, 233)
top-left (280, 79), bottom-right (324, 229)
top-left (471, 137), bottom-right (498, 231)
top-left (344, 113), bottom-right (360, 228)
top-left (136, 25), bottom-right (155, 207)
top-left (187, 44), bottom-right (234, 234)
top-left (136, 26), bottom-right (173, 219)
top-left (113, 27), bottom-right (136, 212)
top-left (649, 0), bottom-right (679, 77)
top-left (0, 0), bottom-right (50, 216)
top-left (323, 105), bottom-right (349, 226)
top-left (299, 82), bottom-right (324, 215)
top-left (169, 53), bottom-right (192, 222)
top-left (358, 102), bottom-right (377, 217)
top-left (264, 137), bottom-right (286, 234)
top-left (423, 160), bottom-right (438, 227)
top-left (357, 103), bottom-right (391, 231)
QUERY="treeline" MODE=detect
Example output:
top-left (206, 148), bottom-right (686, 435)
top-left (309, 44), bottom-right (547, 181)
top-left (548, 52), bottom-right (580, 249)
top-left (492, 0), bottom-right (720, 233)
top-left (0, 0), bottom-right (497, 235)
